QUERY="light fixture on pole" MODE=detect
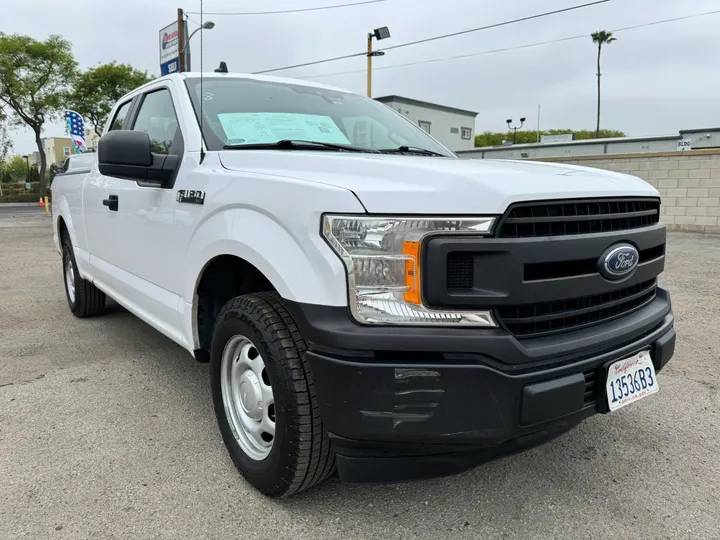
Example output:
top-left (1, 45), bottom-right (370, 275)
top-left (182, 21), bottom-right (215, 72)
top-left (366, 26), bottom-right (390, 98)
top-left (506, 117), bottom-right (526, 145)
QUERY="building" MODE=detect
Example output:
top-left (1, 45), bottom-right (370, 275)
top-left (374, 95), bottom-right (478, 152)
top-left (29, 128), bottom-right (100, 167)
top-left (42, 137), bottom-right (74, 166)
top-left (457, 127), bottom-right (720, 160)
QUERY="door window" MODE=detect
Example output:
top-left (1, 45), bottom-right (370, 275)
top-left (109, 100), bottom-right (133, 132)
top-left (131, 89), bottom-right (182, 155)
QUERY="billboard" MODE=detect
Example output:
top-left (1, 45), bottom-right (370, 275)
top-left (159, 21), bottom-right (180, 75)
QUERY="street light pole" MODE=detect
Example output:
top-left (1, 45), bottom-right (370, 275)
top-left (181, 21), bottom-right (215, 72)
top-left (506, 117), bottom-right (526, 145)
top-left (366, 26), bottom-right (390, 98)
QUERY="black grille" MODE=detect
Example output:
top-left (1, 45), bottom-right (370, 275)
top-left (496, 279), bottom-right (657, 339)
top-left (524, 243), bottom-right (665, 281)
top-left (498, 199), bottom-right (660, 238)
top-left (446, 252), bottom-right (474, 289)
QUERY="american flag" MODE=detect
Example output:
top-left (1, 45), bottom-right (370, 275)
top-left (64, 110), bottom-right (87, 153)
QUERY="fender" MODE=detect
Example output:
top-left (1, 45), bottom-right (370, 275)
top-left (181, 206), bottom-right (352, 307)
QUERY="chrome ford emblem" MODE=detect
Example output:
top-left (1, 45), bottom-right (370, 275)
top-left (599, 244), bottom-right (639, 280)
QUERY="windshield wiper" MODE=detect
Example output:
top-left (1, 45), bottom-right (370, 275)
top-left (378, 145), bottom-right (448, 157)
top-left (223, 139), bottom-right (378, 153)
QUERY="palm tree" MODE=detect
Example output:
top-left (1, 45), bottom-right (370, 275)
top-left (591, 30), bottom-right (616, 138)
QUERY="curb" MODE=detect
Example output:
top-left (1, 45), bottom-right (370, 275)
top-left (0, 202), bottom-right (38, 207)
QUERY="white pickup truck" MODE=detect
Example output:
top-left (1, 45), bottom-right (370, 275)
top-left (51, 72), bottom-right (675, 498)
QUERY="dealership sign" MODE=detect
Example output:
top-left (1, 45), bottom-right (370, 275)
top-left (159, 21), bottom-right (180, 75)
top-left (540, 133), bottom-right (574, 144)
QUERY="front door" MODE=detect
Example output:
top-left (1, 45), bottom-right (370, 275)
top-left (86, 82), bottom-right (202, 345)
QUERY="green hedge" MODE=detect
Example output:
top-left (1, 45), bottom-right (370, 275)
top-left (0, 193), bottom-right (42, 203)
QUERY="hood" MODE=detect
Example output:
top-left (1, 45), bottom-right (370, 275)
top-left (218, 151), bottom-right (658, 214)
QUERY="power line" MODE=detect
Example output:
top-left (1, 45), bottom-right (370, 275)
top-left (253, 0), bottom-right (613, 74)
top-left (381, 0), bottom-right (612, 52)
top-left (186, 0), bottom-right (387, 16)
top-left (300, 9), bottom-right (720, 80)
top-left (253, 52), bottom-right (367, 74)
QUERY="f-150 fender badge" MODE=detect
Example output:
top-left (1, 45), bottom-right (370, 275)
top-left (176, 190), bottom-right (206, 205)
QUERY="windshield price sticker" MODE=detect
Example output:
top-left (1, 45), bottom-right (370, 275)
top-left (217, 113), bottom-right (351, 146)
top-left (606, 350), bottom-right (659, 412)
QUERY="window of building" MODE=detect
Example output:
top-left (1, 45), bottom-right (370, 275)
top-left (461, 127), bottom-right (472, 140)
top-left (63, 147), bottom-right (71, 156)
top-left (131, 89), bottom-right (181, 155)
top-left (109, 100), bottom-right (133, 131)
top-left (450, 127), bottom-right (459, 134)
top-left (418, 121), bottom-right (431, 134)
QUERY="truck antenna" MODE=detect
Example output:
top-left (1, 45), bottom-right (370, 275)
top-left (199, 0), bottom-right (206, 163)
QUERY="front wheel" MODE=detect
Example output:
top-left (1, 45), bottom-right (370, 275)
top-left (209, 292), bottom-right (335, 497)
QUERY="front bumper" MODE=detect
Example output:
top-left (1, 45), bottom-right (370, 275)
top-left (286, 287), bottom-right (675, 483)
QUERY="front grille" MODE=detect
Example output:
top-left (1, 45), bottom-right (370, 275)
top-left (524, 243), bottom-right (665, 281)
top-left (497, 198), bottom-right (660, 238)
top-left (497, 279), bottom-right (657, 339)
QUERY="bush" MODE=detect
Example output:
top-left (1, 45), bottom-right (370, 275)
top-left (0, 193), bottom-right (42, 203)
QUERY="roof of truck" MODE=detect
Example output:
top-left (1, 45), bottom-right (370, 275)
top-left (120, 72), bottom-right (354, 102)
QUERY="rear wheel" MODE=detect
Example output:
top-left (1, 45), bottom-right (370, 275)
top-left (210, 292), bottom-right (335, 497)
top-left (62, 236), bottom-right (106, 318)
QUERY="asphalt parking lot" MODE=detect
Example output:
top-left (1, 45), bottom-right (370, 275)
top-left (1, 213), bottom-right (719, 540)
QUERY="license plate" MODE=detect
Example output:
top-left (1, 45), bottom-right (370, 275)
top-left (606, 350), bottom-right (659, 412)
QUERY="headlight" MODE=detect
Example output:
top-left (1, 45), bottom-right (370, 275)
top-left (322, 215), bottom-right (497, 326)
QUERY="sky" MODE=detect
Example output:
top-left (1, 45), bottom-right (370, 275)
top-left (3, 0), bottom-right (720, 155)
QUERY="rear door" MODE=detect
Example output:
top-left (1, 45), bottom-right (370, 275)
top-left (83, 97), bottom-right (137, 284)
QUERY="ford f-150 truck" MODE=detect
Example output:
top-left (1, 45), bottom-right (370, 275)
top-left (51, 72), bottom-right (675, 498)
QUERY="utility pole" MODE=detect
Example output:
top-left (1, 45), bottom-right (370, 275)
top-left (177, 8), bottom-right (186, 72)
top-left (366, 34), bottom-right (373, 98)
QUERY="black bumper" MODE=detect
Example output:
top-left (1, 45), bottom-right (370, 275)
top-left (285, 287), bottom-right (675, 484)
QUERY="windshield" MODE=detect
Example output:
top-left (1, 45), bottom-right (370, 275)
top-left (184, 77), bottom-right (455, 157)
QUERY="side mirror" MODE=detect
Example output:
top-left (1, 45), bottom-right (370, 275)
top-left (98, 130), bottom-right (177, 187)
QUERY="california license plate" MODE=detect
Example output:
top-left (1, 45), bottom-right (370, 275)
top-left (606, 350), bottom-right (659, 412)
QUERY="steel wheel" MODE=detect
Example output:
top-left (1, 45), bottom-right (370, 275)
top-left (220, 334), bottom-right (275, 461)
top-left (65, 255), bottom-right (76, 304)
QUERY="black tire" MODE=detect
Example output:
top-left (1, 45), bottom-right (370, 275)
top-left (61, 236), bottom-right (106, 318)
top-left (210, 292), bottom-right (335, 498)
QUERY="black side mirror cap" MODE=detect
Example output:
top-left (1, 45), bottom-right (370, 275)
top-left (98, 130), bottom-right (176, 187)
top-left (99, 130), bottom-right (153, 167)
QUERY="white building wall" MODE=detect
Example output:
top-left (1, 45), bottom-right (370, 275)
top-left (382, 99), bottom-right (476, 152)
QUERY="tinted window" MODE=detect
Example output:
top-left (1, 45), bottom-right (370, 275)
top-left (131, 89), bottom-right (180, 155)
top-left (184, 77), bottom-right (453, 156)
top-left (109, 100), bottom-right (132, 131)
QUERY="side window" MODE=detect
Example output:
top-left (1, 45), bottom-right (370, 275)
top-left (109, 100), bottom-right (133, 132)
top-left (131, 89), bottom-right (181, 155)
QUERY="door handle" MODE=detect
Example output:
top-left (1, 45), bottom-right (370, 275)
top-left (102, 195), bottom-right (119, 211)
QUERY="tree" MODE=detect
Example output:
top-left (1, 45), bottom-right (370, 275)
top-left (0, 107), bottom-right (11, 162)
top-left (0, 33), bottom-right (77, 195)
top-left (474, 128), bottom-right (625, 148)
top-left (48, 162), bottom-right (60, 183)
top-left (5, 155), bottom-right (29, 180)
top-left (70, 62), bottom-right (153, 138)
top-left (591, 30), bottom-right (617, 138)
